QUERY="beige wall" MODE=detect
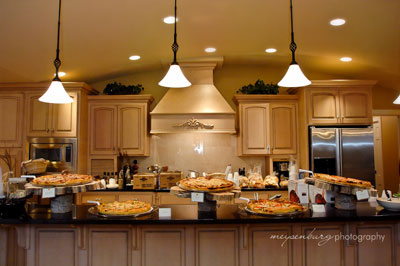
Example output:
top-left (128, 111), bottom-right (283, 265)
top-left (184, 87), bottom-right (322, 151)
top-left (91, 63), bottom-right (400, 111)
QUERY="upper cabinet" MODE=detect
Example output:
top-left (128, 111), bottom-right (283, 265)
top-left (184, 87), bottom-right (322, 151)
top-left (234, 95), bottom-right (298, 156)
top-left (305, 81), bottom-right (374, 125)
top-left (26, 92), bottom-right (78, 137)
top-left (88, 95), bottom-right (153, 156)
top-left (0, 94), bottom-right (24, 147)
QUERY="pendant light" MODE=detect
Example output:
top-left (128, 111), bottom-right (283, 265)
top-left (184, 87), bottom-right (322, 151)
top-left (278, 0), bottom-right (311, 88)
top-left (158, 0), bottom-right (191, 88)
top-left (39, 0), bottom-right (73, 104)
top-left (393, 95), bottom-right (400, 104)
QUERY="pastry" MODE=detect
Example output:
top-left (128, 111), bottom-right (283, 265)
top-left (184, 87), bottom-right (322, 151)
top-left (247, 199), bottom-right (304, 215)
top-left (97, 200), bottom-right (151, 215)
top-left (248, 173), bottom-right (264, 188)
top-left (239, 176), bottom-right (249, 188)
top-left (264, 175), bottom-right (279, 188)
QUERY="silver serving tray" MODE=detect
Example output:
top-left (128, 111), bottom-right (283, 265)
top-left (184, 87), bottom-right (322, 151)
top-left (241, 205), bottom-right (308, 217)
top-left (313, 179), bottom-right (376, 196)
top-left (88, 206), bottom-right (157, 218)
top-left (177, 182), bottom-right (235, 193)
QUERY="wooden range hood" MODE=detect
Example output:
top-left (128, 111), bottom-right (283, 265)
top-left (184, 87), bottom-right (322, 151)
top-left (150, 60), bottom-right (236, 134)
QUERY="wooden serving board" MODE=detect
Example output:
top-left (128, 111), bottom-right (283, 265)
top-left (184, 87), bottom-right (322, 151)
top-left (170, 186), bottom-right (241, 201)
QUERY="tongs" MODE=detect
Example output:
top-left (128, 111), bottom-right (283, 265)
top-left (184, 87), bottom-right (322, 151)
top-left (239, 193), bottom-right (282, 202)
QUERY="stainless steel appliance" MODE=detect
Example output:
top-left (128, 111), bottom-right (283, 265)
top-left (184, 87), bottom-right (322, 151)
top-left (309, 127), bottom-right (375, 185)
top-left (28, 138), bottom-right (77, 172)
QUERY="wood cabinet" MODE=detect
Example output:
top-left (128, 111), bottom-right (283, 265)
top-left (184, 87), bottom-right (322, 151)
top-left (88, 95), bottom-right (153, 157)
top-left (306, 82), bottom-right (374, 125)
top-left (234, 95), bottom-right (298, 156)
top-left (26, 92), bottom-right (78, 137)
top-left (0, 148), bottom-right (23, 177)
top-left (0, 94), bottom-right (24, 147)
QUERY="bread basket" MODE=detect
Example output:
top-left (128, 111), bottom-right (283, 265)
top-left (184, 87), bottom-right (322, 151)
top-left (21, 159), bottom-right (49, 174)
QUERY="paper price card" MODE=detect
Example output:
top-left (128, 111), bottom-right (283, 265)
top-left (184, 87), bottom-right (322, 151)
top-left (159, 208), bottom-right (172, 219)
top-left (42, 188), bottom-right (55, 199)
top-left (191, 192), bottom-right (204, 202)
top-left (356, 190), bottom-right (369, 201)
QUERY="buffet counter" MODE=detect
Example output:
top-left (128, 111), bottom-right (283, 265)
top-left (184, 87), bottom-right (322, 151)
top-left (1, 202), bottom-right (400, 266)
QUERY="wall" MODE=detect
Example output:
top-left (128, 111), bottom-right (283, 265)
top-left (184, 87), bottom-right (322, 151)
top-left (132, 134), bottom-right (266, 177)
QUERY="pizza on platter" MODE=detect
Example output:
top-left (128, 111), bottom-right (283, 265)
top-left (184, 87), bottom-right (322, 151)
top-left (313, 173), bottom-right (372, 188)
top-left (97, 200), bottom-right (152, 215)
top-left (179, 176), bottom-right (235, 192)
top-left (247, 199), bottom-right (304, 215)
top-left (32, 174), bottom-right (93, 186)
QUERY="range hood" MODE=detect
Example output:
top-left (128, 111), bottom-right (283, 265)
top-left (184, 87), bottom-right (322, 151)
top-left (150, 60), bottom-right (236, 134)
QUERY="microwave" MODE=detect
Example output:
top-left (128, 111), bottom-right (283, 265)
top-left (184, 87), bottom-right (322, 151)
top-left (28, 138), bottom-right (77, 172)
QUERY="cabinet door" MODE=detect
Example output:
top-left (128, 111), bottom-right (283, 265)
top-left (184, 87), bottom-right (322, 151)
top-left (270, 103), bottom-right (297, 154)
top-left (240, 103), bottom-right (270, 155)
top-left (26, 93), bottom-right (52, 137)
top-left (118, 104), bottom-right (147, 155)
top-left (89, 105), bottom-right (117, 155)
top-left (0, 94), bottom-right (23, 147)
top-left (0, 148), bottom-right (23, 177)
top-left (51, 92), bottom-right (77, 137)
top-left (307, 89), bottom-right (340, 124)
top-left (339, 89), bottom-right (372, 124)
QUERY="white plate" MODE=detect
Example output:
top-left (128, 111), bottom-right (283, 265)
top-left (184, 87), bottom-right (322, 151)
top-left (377, 197), bottom-right (400, 211)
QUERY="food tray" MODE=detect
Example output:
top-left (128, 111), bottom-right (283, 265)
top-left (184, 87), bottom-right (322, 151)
top-left (25, 181), bottom-right (102, 196)
top-left (31, 180), bottom-right (93, 187)
top-left (311, 179), bottom-right (377, 196)
top-left (241, 205), bottom-right (308, 217)
top-left (88, 206), bottom-right (157, 218)
top-left (177, 182), bottom-right (235, 193)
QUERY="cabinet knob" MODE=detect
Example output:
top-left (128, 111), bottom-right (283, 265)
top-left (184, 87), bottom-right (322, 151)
top-left (267, 145), bottom-right (270, 154)
top-left (46, 128), bottom-right (50, 133)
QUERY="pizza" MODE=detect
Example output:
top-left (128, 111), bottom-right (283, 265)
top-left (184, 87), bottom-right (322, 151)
top-left (97, 200), bottom-right (152, 215)
top-left (247, 199), bottom-right (304, 215)
top-left (32, 174), bottom-right (93, 186)
top-left (179, 176), bottom-right (235, 192)
top-left (314, 173), bottom-right (372, 188)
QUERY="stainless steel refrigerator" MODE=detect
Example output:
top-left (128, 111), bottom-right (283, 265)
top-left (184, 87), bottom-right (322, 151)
top-left (309, 126), bottom-right (375, 185)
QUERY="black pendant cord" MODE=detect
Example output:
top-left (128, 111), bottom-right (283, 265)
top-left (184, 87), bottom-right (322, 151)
top-left (171, 0), bottom-right (179, 65)
top-left (289, 0), bottom-right (297, 65)
top-left (53, 0), bottom-right (62, 81)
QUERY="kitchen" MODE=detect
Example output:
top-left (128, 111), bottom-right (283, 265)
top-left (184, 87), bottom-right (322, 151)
top-left (1, 0), bottom-right (400, 265)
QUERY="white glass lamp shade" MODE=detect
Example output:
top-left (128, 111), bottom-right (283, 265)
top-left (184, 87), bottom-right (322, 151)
top-left (39, 81), bottom-right (74, 104)
top-left (159, 64), bottom-right (191, 88)
top-left (278, 64), bottom-right (312, 88)
top-left (393, 95), bottom-right (400, 104)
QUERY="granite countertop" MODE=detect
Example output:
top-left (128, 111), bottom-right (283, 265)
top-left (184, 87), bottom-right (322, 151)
top-left (1, 202), bottom-right (399, 225)
top-left (86, 187), bottom-right (288, 192)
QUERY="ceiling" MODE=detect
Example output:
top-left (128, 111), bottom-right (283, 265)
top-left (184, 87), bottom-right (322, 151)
top-left (0, 0), bottom-right (399, 90)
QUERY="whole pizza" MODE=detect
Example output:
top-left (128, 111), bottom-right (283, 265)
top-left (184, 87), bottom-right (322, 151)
top-left (314, 173), bottom-right (372, 188)
top-left (247, 199), bottom-right (304, 215)
top-left (97, 200), bottom-right (152, 215)
top-left (179, 176), bottom-right (234, 192)
top-left (32, 174), bottom-right (93, 186)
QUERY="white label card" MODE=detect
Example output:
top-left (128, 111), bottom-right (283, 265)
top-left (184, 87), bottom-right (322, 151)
top-left (356, 190), bottom-right (369, 201)
top-left (191, 192), bottom-right (204, 202)
top-left (311, 204), bottom-right (326, 213)
top-left (42, 188), bottom-right (55, 199)
top-left (159, 208), bottom-right (172, 218)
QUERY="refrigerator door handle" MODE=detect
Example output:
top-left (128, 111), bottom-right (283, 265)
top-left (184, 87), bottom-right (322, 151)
top-left (336, 128), bottom-right (343, 176)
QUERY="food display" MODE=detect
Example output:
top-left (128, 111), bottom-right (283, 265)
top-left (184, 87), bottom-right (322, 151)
top-left (32, 174), bottom-right (93, 187)
top-left (239, 176), bottom-right (249, 188)
top-left (179, 176), bottom-right (235, 192)
top-left (279, 180), bottom-right (288, 188)
top-left (264, 175), bottom-right (279, 188)
top-left (248, 173), bottom-right (264, 188)
top-left (96, 200), bottom-right (152, 215)
top-left (246, 199), bottom-right (304, 215)
top-left (314, 173), bottom-right (372, 188)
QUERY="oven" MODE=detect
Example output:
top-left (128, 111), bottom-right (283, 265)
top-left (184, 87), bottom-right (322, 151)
top-left (28, 138), bottom-right (77, 173)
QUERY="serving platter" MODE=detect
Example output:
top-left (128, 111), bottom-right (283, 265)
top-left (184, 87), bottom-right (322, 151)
top-left (177, 182), bottom-right (235, 193)
top-left (31, 180), bottom-right (93, 188)
top-left (241, 205), bottom-right (308, 217)
top-left (88, 206), bottom-right (157, 218)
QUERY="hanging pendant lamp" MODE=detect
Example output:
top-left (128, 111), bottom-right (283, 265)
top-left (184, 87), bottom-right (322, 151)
top-left (159, 0), bottom-right (191, 88)
top-left (39, 0), bottom-right (73, 104)
top-left (393, 95), bottom-right (400, 104)
top-left (278, 0), bottom-right (311, 88)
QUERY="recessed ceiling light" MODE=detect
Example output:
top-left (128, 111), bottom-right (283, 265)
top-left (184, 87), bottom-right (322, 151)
top-left (340, 57), bottom-right (352, 62)
top-left (265, 48), bottom-right (277, 53)
top-left (330, 18), bottom-right (346, 26)
top-left (205, 47), bottom-right (216, 53)
top-left (163, 16), bottom-right (178, 24)
top-left (54, 72), bottom-right (66, 77)
top-left (129, 55), bottom-right (141, 61)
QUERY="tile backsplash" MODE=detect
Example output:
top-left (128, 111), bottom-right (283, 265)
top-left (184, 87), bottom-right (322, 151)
top-left (133, 134), bottom-right (265, 177)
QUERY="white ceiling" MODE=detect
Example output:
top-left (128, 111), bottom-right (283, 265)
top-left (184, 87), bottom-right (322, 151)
top-left (0, 0), bottom-right (399, 90)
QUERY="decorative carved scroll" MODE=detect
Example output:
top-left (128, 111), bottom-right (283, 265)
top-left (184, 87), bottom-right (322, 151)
top-left (173, 118), bottom-right (214, 130)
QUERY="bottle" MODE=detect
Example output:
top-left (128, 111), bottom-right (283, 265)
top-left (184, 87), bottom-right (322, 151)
top-left (125, 167), bottom-right (131, 188)
top-left (118, 170), bottom-right (124, 190)
top-left (132, 160), bottom-right (139, 175)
